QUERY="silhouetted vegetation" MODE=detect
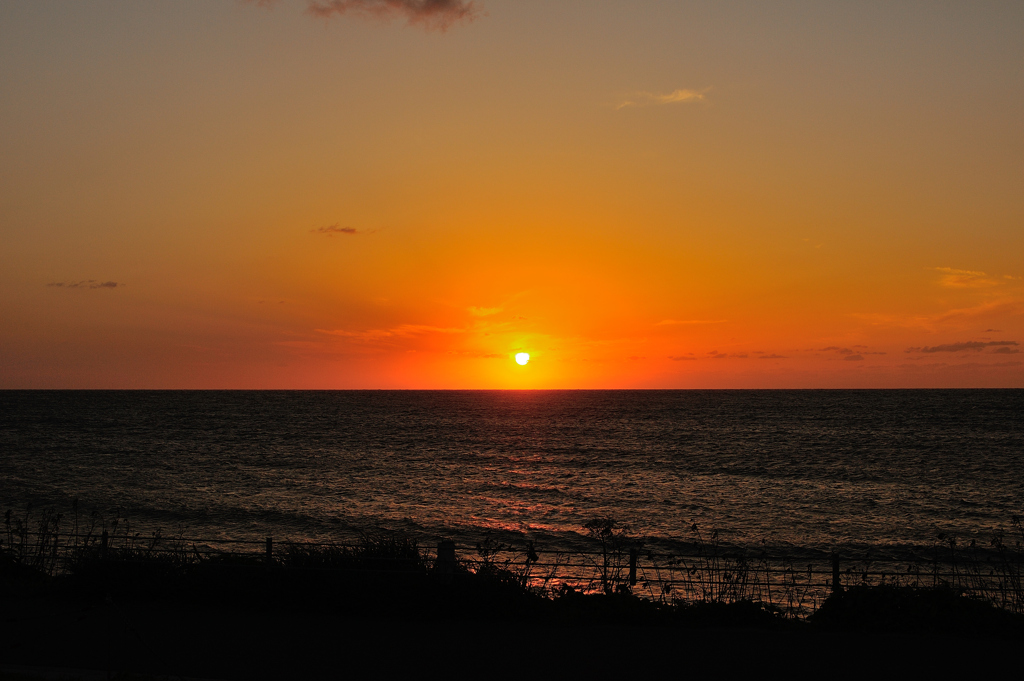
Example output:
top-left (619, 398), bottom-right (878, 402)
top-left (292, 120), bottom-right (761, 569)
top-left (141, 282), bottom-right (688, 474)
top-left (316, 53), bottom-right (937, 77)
top-left (812, 585), bottom-right (1024, 633)
top-left (3, 504), bottom-right (1023, 633)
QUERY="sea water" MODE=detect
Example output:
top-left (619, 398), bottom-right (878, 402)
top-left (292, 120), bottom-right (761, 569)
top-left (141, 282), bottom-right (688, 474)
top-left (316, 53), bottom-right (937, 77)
top-left (2, 390), bottom-right (1022, 559)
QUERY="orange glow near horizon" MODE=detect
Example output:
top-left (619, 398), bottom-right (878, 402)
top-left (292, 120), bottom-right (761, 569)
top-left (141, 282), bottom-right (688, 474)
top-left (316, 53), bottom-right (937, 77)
top-left (0, 2), bottom-right (1022, 388)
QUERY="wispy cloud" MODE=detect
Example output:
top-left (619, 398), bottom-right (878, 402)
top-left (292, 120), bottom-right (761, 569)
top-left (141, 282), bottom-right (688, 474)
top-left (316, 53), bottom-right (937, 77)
top-left (318, 324), bottom-right (465, 341)
top-left (306, 0), bottom-right (479, 31)
top-left (905, 340), bottom-right (1018, 354)
top-left (47, 280), bottom-right (120, 289)
top-left (617, 89), bottom-right (707, 110)
top-left (706, 350), bottom-right (749, 360)
top-left (933, 299), bottom-right (1024, 324)
top-left (669, 355), bottom-right (697, 361)
top-left (468, 306), bottom-right (501, 317)
top-left (758, 354), bottom-right (787, 359)
top-left (898, 361), bottom-right (1023, 371)
top-left (820, 346), bottom-right (885, 360)
top-left (851, 298), bottom-right (1024, 331)
top-left (312, 224), bottom-right (359, 236)
top-left (934, 267), bottom-right (999, 288)
top-left (656, 318), bottom-right (727, 326)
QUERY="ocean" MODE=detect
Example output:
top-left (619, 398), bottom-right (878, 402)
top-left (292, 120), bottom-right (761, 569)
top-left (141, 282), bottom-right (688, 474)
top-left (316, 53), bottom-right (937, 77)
top-left (2, 390), bottom-right (1022, 560)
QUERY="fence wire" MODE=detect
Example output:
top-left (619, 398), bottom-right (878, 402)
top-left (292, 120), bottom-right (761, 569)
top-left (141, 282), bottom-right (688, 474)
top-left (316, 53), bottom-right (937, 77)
top-left (5, 521), bottom-right (1023, 619)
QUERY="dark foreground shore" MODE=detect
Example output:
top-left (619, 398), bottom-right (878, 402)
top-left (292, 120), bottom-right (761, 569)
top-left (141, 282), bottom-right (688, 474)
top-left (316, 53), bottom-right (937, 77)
top-left (4, 521), bottom-right (1023, 679)
top-left (3, 589), bottom-right (1022, 681)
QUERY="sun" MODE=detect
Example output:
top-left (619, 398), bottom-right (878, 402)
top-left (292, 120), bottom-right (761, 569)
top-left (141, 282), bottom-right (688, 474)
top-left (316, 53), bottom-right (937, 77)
top-left (515, 352), bottom-right (530, 366)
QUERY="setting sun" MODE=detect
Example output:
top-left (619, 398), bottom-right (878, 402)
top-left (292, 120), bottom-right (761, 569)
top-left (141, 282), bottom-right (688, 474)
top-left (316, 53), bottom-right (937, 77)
top-left (1, 2), bottom-right (1021, 390)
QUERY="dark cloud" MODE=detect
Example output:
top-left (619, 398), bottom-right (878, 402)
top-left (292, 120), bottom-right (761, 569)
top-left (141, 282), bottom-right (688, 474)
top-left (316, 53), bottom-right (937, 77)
top-left (905, 340), bottom-right (1019, 353)
top-left (758, 354), bottom-right (786, 359)
top-left (704, 351), bottom-right (749, 359)
top-left (991, 346), bottom-right (1021, 355)
top-left (312, 224), bottom-right (358, 236)
top-left (669, 356), bottom-right (697, 361)
top-left (822, 346), bottom-right (884, 359)
top-left (48, 280), bottom-right (120, 289)
top-left (900, 361), bottom-right (1023, 370)
top-left (306, 0), bottom-right (479, 30)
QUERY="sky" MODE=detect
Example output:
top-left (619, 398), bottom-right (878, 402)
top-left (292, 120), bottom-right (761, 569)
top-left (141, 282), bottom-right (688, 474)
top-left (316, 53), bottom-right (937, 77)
top-left (1, 0), bottom-right (1022, 389)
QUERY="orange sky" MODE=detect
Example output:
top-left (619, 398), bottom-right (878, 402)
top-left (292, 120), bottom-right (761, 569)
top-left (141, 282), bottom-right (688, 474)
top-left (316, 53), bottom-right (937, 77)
top-left (1, 1), bottom-right (1022, 388)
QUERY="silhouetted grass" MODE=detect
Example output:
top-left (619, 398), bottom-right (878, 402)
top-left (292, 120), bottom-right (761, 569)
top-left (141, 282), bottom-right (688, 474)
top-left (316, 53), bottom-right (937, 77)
top-left (4, 503), bottom-right (1023, 631)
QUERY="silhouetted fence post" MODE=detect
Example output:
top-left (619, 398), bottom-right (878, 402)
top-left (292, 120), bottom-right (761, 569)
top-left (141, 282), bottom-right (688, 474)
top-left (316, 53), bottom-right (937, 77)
top-left (831, 553), bottom-right (841, 595)
top-left (436, 539), bottom-right (456, 584)
top-left (100, 530), bottom-right (108, 560)
top-left (265, 537), bottom-right (273, 566)
top-left (629, 548), bottom-right (638, 587)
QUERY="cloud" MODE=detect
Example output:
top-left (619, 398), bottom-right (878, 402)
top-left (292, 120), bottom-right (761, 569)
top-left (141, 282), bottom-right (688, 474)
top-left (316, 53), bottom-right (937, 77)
top-left (991, 346), bottom-right (1021, 354)
top-left (851, 299), bottom-right (1024, 330)
top-left (306, 0), bottom-right (479, 30)
top-left (656, 319), bottom-right (727, 326)
top-left (821, 346), bottom-right (885, 359)
top-left (318, 324), bottom-right (465, 341)
top-left (445, 350), bottom-right (504, 358)
top-left (933, 267), bottom-right (999, 288)
top-left (668, 350), bottom-right (753, 361)
top-left (312, 224), bottom-right (359, 236)
top-left (47, 280), bottom-right (120, 289)
top-left (617, 89), bottom-right (707, 110)
top-left (898, 361), bottom-right (1023, 371)
top-left (758, 354), bottom-right (787, 359)
top-left (468, 306), bottom-right (501, 317)
top-left (934, 300), bottom-right (1024, 325)
top-left (905, 340), bottom-right (1019, 353)
top-left (704, 350), bottom-right (749, 359)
